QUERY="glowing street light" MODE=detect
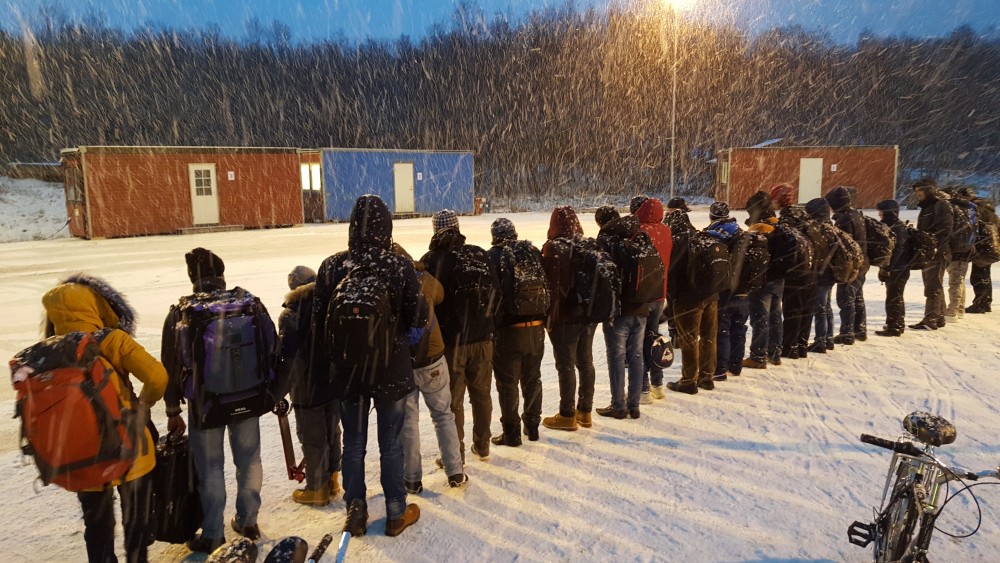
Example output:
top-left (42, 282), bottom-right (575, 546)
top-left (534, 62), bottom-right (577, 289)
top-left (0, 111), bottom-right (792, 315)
top-left (663, 0), bottom-right (695, 200)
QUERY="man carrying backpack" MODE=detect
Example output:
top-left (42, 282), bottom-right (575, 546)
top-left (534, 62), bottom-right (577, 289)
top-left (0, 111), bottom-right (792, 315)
top-left (37, 274), bottom-right (167, 563)
top-left (874, 200), bottom-right (910, 336)
top-left (162, 248), bottom-right (275, 552)
top-left (315, 195), bottom-right (426, 537)
top-left (542, 206), bottom-right (606, 431)
top-left (825, 186), bottom-right (869, 344)
top-left (805, 198), bottom-right (838, 352)
top-left (910, 178), bottom-right (954, 330)
top-left (486, 218), bottom-right (548, 447)
top-left (421, 209), bottom-right (501, 460)
top-left (743, 191), bottom-right (784, 369)
top-left (944, 188), bottom-right (976, 320)
top-left (966, 187), bottom-right (998, 314)
top-left (277, 265), bottom-right (342, 506)
top-left (632, 196), bottom-right (672, 402)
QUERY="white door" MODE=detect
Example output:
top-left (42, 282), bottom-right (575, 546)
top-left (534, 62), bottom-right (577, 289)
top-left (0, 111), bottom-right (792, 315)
top-left (393, 162), bottom-right (415, 214)
top-left (798, 158), bottom-right (823, 203)
top-left (188, 164), bottom-right (220, 225)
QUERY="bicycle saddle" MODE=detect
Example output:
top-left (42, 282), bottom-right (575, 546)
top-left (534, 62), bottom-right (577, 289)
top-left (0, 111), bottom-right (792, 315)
top-left (902, 411), bottom-right (956, 446)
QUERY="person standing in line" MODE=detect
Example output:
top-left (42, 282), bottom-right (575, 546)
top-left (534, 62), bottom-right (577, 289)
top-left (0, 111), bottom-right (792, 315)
top-left (944, 188), bottom-right (975, 320)
top-left (743, 191), bottom-right (783, 369)
top-left (825, 186), bottom-right (869, 345)
top-left (805, 198), bottom-right (838, 352)
top-left (874, 200), bottom-right (910, 336)
top-left (910, 178), bottom-right (953, 330)
top-left (631, 196), bottom-right (672, 403)
top-left (965, 187), bottom-right (998, 314)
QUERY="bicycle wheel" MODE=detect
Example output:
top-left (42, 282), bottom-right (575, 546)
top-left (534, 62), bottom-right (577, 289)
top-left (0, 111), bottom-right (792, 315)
top-left (874, 472), bottom-right (922, 562)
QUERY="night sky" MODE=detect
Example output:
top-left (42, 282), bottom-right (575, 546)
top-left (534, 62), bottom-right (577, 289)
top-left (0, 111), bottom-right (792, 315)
top-left (3, 0), bottom-right (999, 44)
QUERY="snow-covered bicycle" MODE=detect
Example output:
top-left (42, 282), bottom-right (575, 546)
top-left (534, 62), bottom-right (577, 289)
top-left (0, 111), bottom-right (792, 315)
top-left (848, 411), bottom-right (999, 563)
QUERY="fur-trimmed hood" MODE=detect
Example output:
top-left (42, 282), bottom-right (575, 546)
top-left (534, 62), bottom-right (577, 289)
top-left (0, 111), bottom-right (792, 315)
top-left (42, 273), bottom-right (137, 337)
top-left (282, 281), bottom-right (315, 308)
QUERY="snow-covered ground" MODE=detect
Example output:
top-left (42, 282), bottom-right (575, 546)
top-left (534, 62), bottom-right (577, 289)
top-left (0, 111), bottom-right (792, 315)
top-left (1, 189), bottom-right (998, 562)
top-left (0, 177), bottom-right (71, 243)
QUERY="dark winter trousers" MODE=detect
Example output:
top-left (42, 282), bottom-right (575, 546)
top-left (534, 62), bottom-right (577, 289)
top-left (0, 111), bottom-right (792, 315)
top-left (836, 267), bottom-right (868, 336)
top-left (293, 400), bottom-right (342, 492)
top-left (922, 258), bottom-right (948, 323)
top-left (642, 300), bottom-right (667, 390)
top-left (674, 298), bottom-right (719, 385)
top-left (813, 284), bottom-right (834, 345)
top-left (749, 279), bottom-right (784, 362)
top-left (493, 324), bottom-right (545, 436)
top-left (715, 293), bottom-right (749, 376)
top-left (781, 284), bottom-right (815, 353)
top-left (445, 340), bottom-right (494, 455)
top-left (77, 474), bottom-right (151, 563)
top-left (548, 322), bottom-right (598, 418)
top-left (971, 264), bottom-right (992, 309)
top-left (885, 273), bottom-right (910, 332)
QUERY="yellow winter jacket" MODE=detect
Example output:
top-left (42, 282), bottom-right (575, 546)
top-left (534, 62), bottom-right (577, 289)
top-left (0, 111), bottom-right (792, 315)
top-left (41, 282), bottom-right (167, 486)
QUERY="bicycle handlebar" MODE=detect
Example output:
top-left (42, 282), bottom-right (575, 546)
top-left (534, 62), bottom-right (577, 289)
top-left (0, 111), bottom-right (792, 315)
top-left (859, 434), bottom-right (925, 457)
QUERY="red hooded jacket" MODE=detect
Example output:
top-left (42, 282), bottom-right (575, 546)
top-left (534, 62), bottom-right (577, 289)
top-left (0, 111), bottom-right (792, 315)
top-left (542, 206), bottom-right (585, 325)
top-left (634, 198), bottom-right (672, 300)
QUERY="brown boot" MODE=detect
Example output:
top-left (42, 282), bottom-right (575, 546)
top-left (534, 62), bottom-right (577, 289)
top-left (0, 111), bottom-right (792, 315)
top-left (574, 410), bottom-right (593, 428)
top-left (742, 357), bottom-right (767, 369)
top-left (330, 471), bottom-right (342, 496)
top-left (542, 413), bottom-right (578, 431)
top-left (385, 504), bottom-right (420, 537)
top-left (292, 487), bottom-right (331, 506)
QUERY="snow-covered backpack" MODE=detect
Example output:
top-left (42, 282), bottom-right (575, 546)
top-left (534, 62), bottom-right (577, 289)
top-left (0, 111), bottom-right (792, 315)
top-left (767, 223), bottom-right (813, 281)
top-left (688, 230), bottom-right (731, 299)
top-left (568, 237), bottom-right (620, 322)
top-left (500, 240), bottom-right (550, 317)
top-left (447, 244), bottom-right (498, 321)
top-left (825, 224), bottom-right (864, 283)
top-left (176, 288), bottom-right (277, 430)
top-left (614, 231), bottom-right (665, 306)
top-left (727, 229), bottom-right (769, 294)
top-left (973, 220), bottom-right (1000, 267)
top-left (327, 261), bottom-right (398, 383)
top-left (949, 200), bottom-right (976, 255)
top-left (10, 330), bottom-right (140, 491)
top-left (902, 222), bottom-right (937, 270)
top-left (863, 215), bottom-right (895, 268)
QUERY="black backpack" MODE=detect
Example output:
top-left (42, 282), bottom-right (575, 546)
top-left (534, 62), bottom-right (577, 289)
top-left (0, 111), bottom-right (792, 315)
top-left (973, 219), bottom-right (1000, 267)
top-left (949, 201), bottom-right (976, 255)
top-left (568, 237), bottom-right (620, 322)
top-left (326, 262), bottom-right (397, 383)
top-left (767, 223), bottom-right (814, 281)
top-left (863, 215), bottom-right (895, 268)
top-left (447, 244), bottom-right (498, 321)
top-left (825, 224), bottom-right (864, 283)
top-left (727, 229), bottom-right (769, 294)
top-left (500, 240), bottom-right (550, 317)
top-left (615, 231), bottom-right (665, 306)
top-left (902, 222), bottom-right (937, 270)
top-left (688, 231), bottom-right (731, 299)
top-left (176, 288), bottom-right (277, 429)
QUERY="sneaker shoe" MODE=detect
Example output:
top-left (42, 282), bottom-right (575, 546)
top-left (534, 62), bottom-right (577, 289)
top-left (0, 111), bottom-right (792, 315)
top-left (471, 443), bottom-right (491, 461)
top-left (742, 358), bottom-right (767, 369)
top-left (909, 321), bottom-right (937, 331)
top-left (523, 425), bottom-right (539, 442)
top-left (385, 504), bottom-right (420, 537)
top-left (343, 499), bottom-right (368, 537)
top-left (230, 517), bottom-right (260, 541)
top-left (875, 329), bottom-right (903, 337)
top-left (186, 533), bottom-right (225, 553)
top-left (596, 405), bottom-right (627, 419)
top-left (712, 372), bottom-right (728, 382)
top-left (650, 385), bottom-right (666, 400)
top-left (490, 433), bottom-right (522, 447)
top-left (404, 480), bottom-right (423, 495)
top-left (697, 378), bottom-right (715, 391)
top-left (292, 486), bottom-right (332, 506)
top-left (639, 391), bottom-right (653, 405)
top-left (666, 380), bottom-right (698, 395)
top-left (448, 473), bottom-right (469, 488)
top-left (542, 413), bottom-right (578, 431)
top-left (574, 409), bottom-right (593, 428)
top-left (628, 408), bottom-right (640, 419)
top-left (832, 334), bottom-right (855, 345)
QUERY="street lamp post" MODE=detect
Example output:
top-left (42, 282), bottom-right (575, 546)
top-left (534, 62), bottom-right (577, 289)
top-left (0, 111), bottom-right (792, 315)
top-left (664, 0), bottom-right (694, 200)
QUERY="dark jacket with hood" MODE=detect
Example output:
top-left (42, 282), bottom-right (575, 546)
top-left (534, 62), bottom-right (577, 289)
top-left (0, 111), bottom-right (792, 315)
top-left (807, 200), bottom-right (838, 286)
top-left (419, 227), bottom-right (498, 348)
top-left (635, 198), bottom-right (672, 300)
top-left (880, 211), bottom-right (910, 279)
top-left (541, 206), bottom-right (587, 325)
top-left (917, 190), bottom-right (953, 262)
top-left (278, 281), bottom-right (335, 407)
top-left (597, 214), bottom-right (647, 316)
top-left (487, 237), bottom-right (547, 328)
top-left (314, 195), bottom-right (427, 404)
top-left (826, 186), bottom-right (869, 270)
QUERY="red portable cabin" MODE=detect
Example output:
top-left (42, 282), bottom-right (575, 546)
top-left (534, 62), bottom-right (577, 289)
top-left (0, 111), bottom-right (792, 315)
top-left (60, 146), bottom-right (303, 239)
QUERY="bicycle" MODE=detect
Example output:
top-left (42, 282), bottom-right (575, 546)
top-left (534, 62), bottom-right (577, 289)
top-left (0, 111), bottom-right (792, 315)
top-left (847, 411), bottom-right (1000, 563)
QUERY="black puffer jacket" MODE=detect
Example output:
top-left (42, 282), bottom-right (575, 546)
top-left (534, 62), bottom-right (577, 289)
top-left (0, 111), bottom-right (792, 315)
top-left (917, 193), bottom-right (953, 262)
top-left (420, 228), bottom-right (499, 347)
top-left (313, 195), bottom-right (426, 404)
top-left (882, 212), bottom-right (910, 279)
top-left (827, 187), bottom-right (869, 269)
top-left (278, 282), bottom-right (334, 407)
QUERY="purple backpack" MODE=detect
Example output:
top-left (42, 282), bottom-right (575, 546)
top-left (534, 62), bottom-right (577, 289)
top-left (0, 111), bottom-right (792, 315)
top-left (176, 288), bottom-right (276, 429)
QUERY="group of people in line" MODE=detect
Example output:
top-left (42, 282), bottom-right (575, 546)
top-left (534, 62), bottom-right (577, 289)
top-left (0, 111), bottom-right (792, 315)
top-left (30, 178), bottom-right (996, 562)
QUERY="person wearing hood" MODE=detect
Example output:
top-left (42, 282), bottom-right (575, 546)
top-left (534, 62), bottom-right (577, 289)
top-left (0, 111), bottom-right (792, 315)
top-left (743, 191), bottom-right (784, 369)
top-left (314, 195), bottom-right (426, 537)
top-left (805, 198), bottom-right (838, 352)
top-left (420, 209), bottom-right (501, 459)
top-left (825, 186), bottom-right (869, 344)
top-left (485, 218), bottom-right (547, 448)
top-left (706, 202), bottom-right (757, 381)
top-left (41, 274), bottom-right (167, 563)
top-left (541, 206), bottom-right (600, 432)
top-left (910, 178), bottom-right (954, 329)
top-left (632, 196), bottom-right (673, 402)
top-left (966, 187), bottom-right (998, 314)
top-left (874, 200), bottom-right (910, 336)
top-left (161, 248), bottom-right (275, 552)
top-left (276, 265), bottom-right (343, 506)
top-left (944, 188), bottom-right (976, 319)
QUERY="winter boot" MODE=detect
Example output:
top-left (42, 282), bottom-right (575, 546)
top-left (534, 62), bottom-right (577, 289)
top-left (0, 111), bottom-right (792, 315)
top-left (292, 486), bottom-right (331, 506)
top-left (574, 409), bottom-right (593, 428)
top-left (385, 504), bottom-right (420, 537)
top-left (448, 473), bottom-right (469, 488)
top-left (628, 408), bottom-right (640, 419)
top-left (186, 534), bottom-right (225, 554)
top-left (742, 358), bottom-right (767, 369)
top-left (404, 480), bottom-right (423, 495)
top-left (343, 499), bottom-right (369, 537)
top-left (650, 385), bottom-right (666, 400)
top-left (230, 517), bottom-right (260, 541)
top-left (807, 340), bottom-right (826, 354)
top-left (909, 319), bottom-right (937, 331)
top-left (875, 328), bottom-right (903, 337)
top-left (639, 391), bottom-right (653, 404)
top-left (542, 413), bottom-right (578, 431)
top-left (471, 443), bottom-right (491, 461)
top-left (523, 424), bottom-right (540, 442)
top-left (490, 424), bottom-right (522, 447)
top-left (330, 471), bottom-right (342, 496)
top-left (667, 380), bottom-right (698, 395)
top-left (697, 376), bottom-right (715, 391)
top-left (832, 334), bottom-right (855, 345)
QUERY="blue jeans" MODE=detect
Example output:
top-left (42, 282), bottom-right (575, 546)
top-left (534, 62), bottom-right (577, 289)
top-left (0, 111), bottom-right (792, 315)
top-left (814, 285), bottom-right (834, 344)
top-left (188, 416), bottom-right (262, 539)
top-left (836, 268), bottom-right (868, 336)
top-left (642, 300), bottom-right (667, 391)
top-left (341, 395), bottom-right (407, 520)
top-left (402, 355), bottom-right (464, 480)
top-left (603, 314), bottom-right (647, 411)
top-left (716, 294), bottom-right (750, 375)
top-left (749, 279), bottom-right (784, 361)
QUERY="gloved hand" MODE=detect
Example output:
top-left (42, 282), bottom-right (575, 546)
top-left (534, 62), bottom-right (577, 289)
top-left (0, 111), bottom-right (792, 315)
top-left (878, 268), bottom-right (890, 283)
top-left (407, 327), bottom-right (426, 346)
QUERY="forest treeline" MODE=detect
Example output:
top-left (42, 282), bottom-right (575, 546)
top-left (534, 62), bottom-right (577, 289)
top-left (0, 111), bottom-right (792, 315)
top-left (1, 3), bottom-right (998, 199)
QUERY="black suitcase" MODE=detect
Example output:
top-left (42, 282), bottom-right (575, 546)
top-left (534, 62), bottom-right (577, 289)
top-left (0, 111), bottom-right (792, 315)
top-left (151, 434), bottom-right (203, 544)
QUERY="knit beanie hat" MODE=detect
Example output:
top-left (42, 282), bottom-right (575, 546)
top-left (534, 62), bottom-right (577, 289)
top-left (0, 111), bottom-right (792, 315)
top-left (805, 197), bottom-right (831, 220)
top-left (432, 209), bottom-right (460, 234)
top-left (595, 205), bottom-right (620, 227)
top-left (666, 197), bottom-right (690, 212)
top-left (185, 247), bottom-right (225, 284)
top-left (629, 195), bottom-right (649, 214)
top-left (875, 199), bottom-right (900, 213)
top-left (491, 218), bottom-right (518, 245)
top-left (287, 265), bottom-right (316, 290)
top-left (709, 201), bottom-right (730, 220)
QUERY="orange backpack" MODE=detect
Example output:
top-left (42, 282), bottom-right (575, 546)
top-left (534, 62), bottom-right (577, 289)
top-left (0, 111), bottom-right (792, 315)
top-left (10, 330), bottom-right (138, 491)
